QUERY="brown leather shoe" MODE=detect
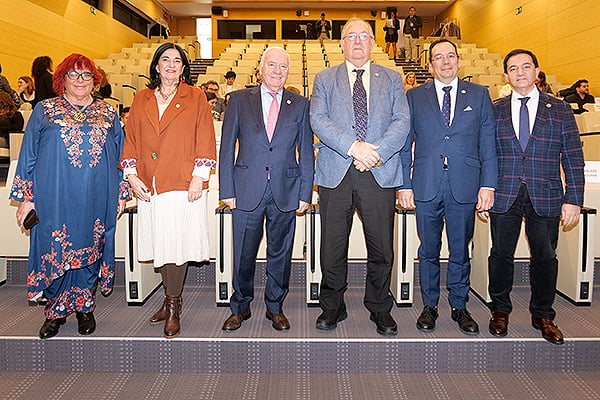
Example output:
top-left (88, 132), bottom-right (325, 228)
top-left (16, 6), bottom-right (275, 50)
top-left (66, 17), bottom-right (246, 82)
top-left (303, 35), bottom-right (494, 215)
top-left (222, 309), bottom-right (251, 331)
top-left (266, 310), bottom-right (290, 330)
top-left (489, 311), bottom-right (509, 337)
top-left (532, 317), bottom-right (564, 345)
top-left (150, 296), bottom-right (182, 325)
top-left (163, 296), bottom-right (181, 339)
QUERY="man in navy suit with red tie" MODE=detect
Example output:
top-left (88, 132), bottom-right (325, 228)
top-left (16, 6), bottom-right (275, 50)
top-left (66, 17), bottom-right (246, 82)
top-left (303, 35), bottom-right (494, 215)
top-left (485, 49), bottom-right (585, 345)
top-left (219, 47), bottom-right (314, 331)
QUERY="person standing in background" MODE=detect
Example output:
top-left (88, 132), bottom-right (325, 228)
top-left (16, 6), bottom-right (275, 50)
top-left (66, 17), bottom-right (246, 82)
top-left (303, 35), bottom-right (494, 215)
top-left (383, 11), bottom-right (401, 59)
top-left (32, 56), bottom-right (57, 107)
top-left (403, 7), bottom-right (422, 62)
top-left (315, 12), bottom-right (332, 45)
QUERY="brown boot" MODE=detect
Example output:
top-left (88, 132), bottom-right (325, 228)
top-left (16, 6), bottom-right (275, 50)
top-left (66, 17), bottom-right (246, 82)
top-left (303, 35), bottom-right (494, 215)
top-left (164, 295), bottom-right (181, 338)
top-left (150, 296), bottom-right (182, 325)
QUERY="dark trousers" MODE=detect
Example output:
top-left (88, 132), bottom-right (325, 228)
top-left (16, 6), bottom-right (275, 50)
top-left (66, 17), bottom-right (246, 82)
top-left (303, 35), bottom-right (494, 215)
top-left (230, 183), bottom-right (296, 315)
top-left (415, 173), bottom-right (476, 309)
top-left (488, 183), bottom-right (560, 319)
top-left (318, 167), bottom-right (396, 314)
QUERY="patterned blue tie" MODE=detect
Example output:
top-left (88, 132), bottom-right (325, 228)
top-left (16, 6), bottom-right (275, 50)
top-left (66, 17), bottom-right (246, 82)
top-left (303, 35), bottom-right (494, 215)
top-left (519, 97), bottom-right (530, 150)
top-left (352, 69), bottom-right (368, 141)
top-left (441, 86), bottom-right (452, 126)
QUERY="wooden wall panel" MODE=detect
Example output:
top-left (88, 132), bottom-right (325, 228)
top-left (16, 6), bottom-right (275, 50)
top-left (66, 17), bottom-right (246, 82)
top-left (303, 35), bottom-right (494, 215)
top-left (437, 0), bottom-right (600, 89)
top-left (0, 0), bottom-right (144, 85)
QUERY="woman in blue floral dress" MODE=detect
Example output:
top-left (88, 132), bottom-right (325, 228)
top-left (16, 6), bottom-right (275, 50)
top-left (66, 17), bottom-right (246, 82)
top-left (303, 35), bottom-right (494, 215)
top-left (10, 54), bottom-right (127, 339)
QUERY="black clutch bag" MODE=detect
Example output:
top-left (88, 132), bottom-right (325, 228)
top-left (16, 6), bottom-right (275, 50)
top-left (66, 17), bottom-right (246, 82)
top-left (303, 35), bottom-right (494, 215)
top-left (23, 209), bottom-right (39, 230)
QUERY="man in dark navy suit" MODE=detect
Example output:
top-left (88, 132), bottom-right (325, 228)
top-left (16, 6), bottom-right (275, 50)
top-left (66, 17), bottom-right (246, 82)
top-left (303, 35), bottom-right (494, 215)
top-left (219, 47), bottom-right (314, 331)
top-left (485, 49), bottom-right (585, 345)
top-left (398, 38), bottom-right (497, 336)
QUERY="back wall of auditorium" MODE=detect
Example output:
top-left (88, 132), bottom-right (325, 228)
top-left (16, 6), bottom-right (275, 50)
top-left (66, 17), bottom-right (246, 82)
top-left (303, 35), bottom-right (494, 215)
top-left (1, 0), bottom-right (598, 93)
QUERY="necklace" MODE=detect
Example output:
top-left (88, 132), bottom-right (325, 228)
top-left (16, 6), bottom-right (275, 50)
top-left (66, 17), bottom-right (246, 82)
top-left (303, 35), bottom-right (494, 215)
top-left (64, 96), bottom-right (93, 122)
top-left (158, 84), bottom-right (179, 102)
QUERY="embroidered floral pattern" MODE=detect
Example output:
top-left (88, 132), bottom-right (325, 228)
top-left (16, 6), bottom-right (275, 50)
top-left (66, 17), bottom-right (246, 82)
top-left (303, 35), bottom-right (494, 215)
top-left (100, 261), bottom-right (115, 294)
top-left (195, 158), bottom-right (217, 169)
top-left (45, 286), bottom-right (96, 319)
top-left (43, 98), bottom-right (114, 168)
top-left (10, 175), bottom-right (34, 202)
top-left (27, 220), bottom-right (106, 299)
top-left (120, 158), bottom-right (137, 169)
top-left (119, 180), bottom-right (132, 201)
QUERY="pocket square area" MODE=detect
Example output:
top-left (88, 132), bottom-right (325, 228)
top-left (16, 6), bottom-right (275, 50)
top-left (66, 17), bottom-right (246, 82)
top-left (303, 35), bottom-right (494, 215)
top-left (464, 106), bottom-right (473, 111)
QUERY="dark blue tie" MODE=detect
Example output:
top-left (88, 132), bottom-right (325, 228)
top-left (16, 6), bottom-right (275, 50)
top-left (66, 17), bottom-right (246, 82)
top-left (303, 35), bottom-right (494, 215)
top-left (519, 97), bottom-right (530, 150)
top-left (442, 86), bottom-right (452, 126)
top-left (353, 69), bottom-right (368, 141)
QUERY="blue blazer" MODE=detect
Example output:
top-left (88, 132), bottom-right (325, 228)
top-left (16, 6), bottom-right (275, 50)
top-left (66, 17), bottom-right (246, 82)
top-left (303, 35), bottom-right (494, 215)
top-left (491, 93), bottom-right (585, 217)
top-left (400, 79), bottom-right (497, 203)
top-left (310, 63), bottom-right (410, 189)
top-left (219, 86), bottom-right (314, 212)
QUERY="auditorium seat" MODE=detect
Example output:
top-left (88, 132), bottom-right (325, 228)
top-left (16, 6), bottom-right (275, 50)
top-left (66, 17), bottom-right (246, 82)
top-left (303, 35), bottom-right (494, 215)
top-left (584, 103), bottom-right (597, 113)
top-left (581, 112), bottom-right (600, 133)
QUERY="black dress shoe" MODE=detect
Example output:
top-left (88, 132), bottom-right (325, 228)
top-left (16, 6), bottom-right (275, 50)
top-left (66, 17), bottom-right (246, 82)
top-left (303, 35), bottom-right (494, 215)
top-left (416, 306), bottom-right (438, 332)
top-left (370, 312), bottom-right (398, 336)
top-left (316, 308), bottom-right (348, 331)
top-left (39, 317), bottom-right (66, 339)
top-left (452, 308), bottom-right (479, 335)
top-left (76, 312), bottom-right (96, 335)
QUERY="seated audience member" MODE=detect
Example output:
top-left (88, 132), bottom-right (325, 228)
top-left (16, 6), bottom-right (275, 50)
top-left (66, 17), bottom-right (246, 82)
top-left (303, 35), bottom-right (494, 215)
top-left (17, 76), bottom-right (36, 106)
top-left (403, 71), bottom-right (418, 93)
top-left (0, 64), bottom-right (22, 108)
top-left (95, 68), bottom-right (112, 99)
top-left (203, 80), bottom-right (226, 116)
top-left (0, 92), bottom-right (25, 147)
top-left (120, 106), bottom-right (130, 128)
top-left (536, 71), bottom-right (553, 95)
top-left (286, 85), bottom-right (301, 95)
top-left (219, 71), bottom-right (242, 97)
top-left (205, 91), bottom-right (221, 120)
top-left (565, 79), bottom-right (594, 114)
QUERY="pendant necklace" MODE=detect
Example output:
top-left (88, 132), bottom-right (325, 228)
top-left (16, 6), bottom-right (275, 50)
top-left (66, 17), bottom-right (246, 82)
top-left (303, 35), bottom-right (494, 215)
top-left (65, 96), bottom-right (93, 122)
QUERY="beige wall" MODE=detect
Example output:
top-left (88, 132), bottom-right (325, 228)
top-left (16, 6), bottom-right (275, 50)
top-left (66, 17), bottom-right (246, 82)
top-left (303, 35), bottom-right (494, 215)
top-left (209, 9), bottom-right (436, 58)
top-left (0, 0), bottom-right (147, 86)
top-left (437, 0), bottom-right (600, 90)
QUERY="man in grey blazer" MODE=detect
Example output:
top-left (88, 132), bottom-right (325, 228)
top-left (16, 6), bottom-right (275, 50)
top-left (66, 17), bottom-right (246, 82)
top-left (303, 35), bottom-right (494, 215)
top-left (310, 18), bottom-right (410, 336)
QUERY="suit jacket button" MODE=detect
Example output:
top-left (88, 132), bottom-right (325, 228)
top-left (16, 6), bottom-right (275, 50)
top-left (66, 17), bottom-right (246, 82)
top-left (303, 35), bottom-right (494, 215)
top-left (266, 167), bottom-right (269, 171)
top-left (152, 152), bottom-right (158, 160)
top-left (269, 147), bottom-right (273, 151)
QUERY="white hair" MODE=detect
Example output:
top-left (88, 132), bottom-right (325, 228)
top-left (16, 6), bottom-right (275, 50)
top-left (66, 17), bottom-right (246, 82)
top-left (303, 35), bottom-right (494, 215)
top-left (259, 46), bottom-right (290, 67)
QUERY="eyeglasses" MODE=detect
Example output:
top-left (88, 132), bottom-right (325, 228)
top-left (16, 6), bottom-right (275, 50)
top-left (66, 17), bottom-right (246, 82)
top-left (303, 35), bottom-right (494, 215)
top-left (343, 32), bottom-right (373, 41)
top-left (66, 70), bottom-right (94, 81)
top-left (431, 53), bottom-right (458, 62)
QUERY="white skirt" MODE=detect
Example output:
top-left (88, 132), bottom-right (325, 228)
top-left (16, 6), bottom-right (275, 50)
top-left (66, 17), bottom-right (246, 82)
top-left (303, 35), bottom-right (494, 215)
top-left (137, 188), bottom-right (210, 267)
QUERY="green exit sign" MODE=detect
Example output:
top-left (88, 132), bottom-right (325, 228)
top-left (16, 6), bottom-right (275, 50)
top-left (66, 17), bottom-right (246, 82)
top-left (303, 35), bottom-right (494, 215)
top-left (516, 6), bottom-right (523, 15)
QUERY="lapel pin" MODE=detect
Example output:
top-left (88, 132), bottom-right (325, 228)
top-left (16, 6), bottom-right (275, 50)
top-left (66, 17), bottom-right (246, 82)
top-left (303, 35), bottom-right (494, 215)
top-left (374, 72), bottom-right (380, 77)
top-left (546, 103), bottom-right (552, 108)
top-left (460, 89), bottom-right (467, 94)
top-left (286, 99), bottom-right (292, 105)
top-left (176, 104), bottom-right (181, 108)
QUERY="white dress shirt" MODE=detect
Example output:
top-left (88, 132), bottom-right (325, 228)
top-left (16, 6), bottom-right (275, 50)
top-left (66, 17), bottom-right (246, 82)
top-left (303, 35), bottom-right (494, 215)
top-left (510, 87), bottom-right (539, 139)
top-left (433, 77), bottom-right (458, 125)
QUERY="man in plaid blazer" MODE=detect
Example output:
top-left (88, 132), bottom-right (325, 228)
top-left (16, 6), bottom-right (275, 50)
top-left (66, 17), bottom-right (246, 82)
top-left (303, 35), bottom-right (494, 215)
top-left (486, 49), bottom-right (585, 345)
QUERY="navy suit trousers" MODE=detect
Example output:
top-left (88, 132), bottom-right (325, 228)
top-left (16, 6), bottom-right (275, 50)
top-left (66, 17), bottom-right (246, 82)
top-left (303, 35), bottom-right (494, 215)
top-left (230, 183), bottom-right (296, 315)
top-left (415, 172), bottom-right (476, 309)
